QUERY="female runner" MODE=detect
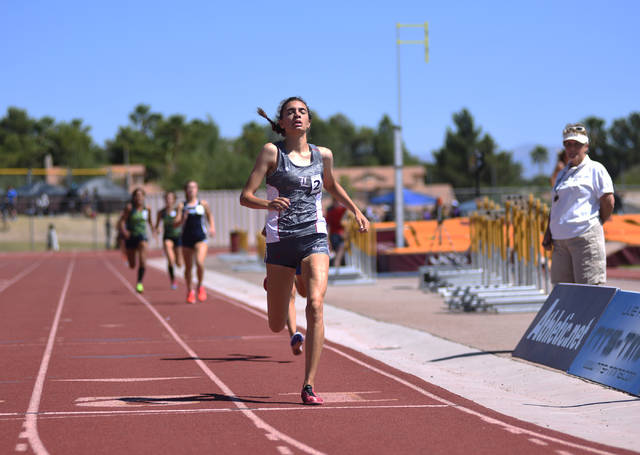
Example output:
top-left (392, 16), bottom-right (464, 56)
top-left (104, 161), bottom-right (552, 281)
top-left (175, 181), bottom-right (215, 304)
top-left (154, 191), bottom-right (183, 289)
top-left (240, 96), bottom-right (369, 404)
top-left (117, 188), bottom-right (154, 293)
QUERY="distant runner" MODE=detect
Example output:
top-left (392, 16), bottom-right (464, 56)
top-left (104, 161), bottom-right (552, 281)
top-left (154, 190), bottom-right (183, 290)
top-left (117, 188), bottom-right (153, 293)
top-left (175, 181), bottom-right (215, 304)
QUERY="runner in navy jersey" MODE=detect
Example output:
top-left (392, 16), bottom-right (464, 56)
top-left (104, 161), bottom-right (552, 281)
top-left (154, 191), bottom-right (183, 290)
top-left (175, 181), bottom-right (215, 304)
top-left (240, 97), bottom-right (369, 405)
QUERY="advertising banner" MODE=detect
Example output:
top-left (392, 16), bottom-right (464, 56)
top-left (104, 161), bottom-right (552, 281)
top-left (513, 284), bottom-right (617, 371)
top-left (568, 291), bottom-right (640, 396)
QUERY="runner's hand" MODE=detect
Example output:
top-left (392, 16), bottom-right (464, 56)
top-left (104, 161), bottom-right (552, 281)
top-left (268, 197), bottom-right (290, 211)
top-left (355, 212), bottom-right (369, 233)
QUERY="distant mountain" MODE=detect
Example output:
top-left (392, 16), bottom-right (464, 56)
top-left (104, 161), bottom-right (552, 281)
top-left (508, 143), bottom-right (562, 179)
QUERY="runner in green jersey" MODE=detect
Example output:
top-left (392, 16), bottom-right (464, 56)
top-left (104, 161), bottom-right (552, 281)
top-left (117, 188), bottom-right (153, 293)
top-left (154, 191), bottom-right (183, 289)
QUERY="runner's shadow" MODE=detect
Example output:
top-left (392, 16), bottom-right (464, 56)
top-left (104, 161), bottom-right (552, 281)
top-left (523, 398), bottom-right (640, 408)
top-left (147, 300), bottom-right (186, 306)
top-left (121, 299), bottom-right (181, 306)
top-left (162, 353), bottom-right (292, 364)
top-left (428, 350), bottom-right (513, 362)
top-left (118, 393), bottom-right (296, 405)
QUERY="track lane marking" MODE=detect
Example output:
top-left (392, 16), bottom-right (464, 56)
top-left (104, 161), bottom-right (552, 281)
top-left (0, 256), bottom-right (47, 295)
top-left (210, 286), bottom-right (627, 455)
top-left (0, 403), bottom-right (451, 419)
top-left (20, 258), bottom-right (75, 455)
top-left (53, 376), bottom-right (202, 382)
top-left (105, 259), bottom-right (325, 455)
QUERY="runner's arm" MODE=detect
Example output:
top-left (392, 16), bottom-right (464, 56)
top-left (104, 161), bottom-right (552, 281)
top-left (147, 206), bottom-right (155, 230)
top-left (202, 201), bottom-right (216, 236)
top-left (320, 147), bottom-right (369, 233)
top-left (173, 203), bottom-right (185, 227)
top-left (240, 143), bottom-right (290, 211)
top-left (154, 209), bottom-right (163, 233)
top-left (118, 204), bottom-right (132, 238)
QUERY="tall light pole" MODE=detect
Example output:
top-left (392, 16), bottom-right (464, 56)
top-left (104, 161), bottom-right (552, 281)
top-left (394, 22), bottom-right (428, 247)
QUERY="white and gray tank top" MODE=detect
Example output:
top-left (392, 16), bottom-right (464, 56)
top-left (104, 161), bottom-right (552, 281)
top-left (265, 142), bottom-right (327, 243)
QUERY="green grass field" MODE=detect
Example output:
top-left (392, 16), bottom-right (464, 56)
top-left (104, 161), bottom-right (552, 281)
top-left (0, 214), bottom-right (117, 252)
top-left (0, 241), bottom-right (99, 252)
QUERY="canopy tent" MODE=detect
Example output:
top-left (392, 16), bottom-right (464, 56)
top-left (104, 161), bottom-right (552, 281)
top-left (16, 181), bottom-right (67, 197)
top-left (76, 177), bottom-right (129, 199)
top-left (370, 188), bottom-right (436, 206)
top-left (457, 199), bottom-right (478, 216)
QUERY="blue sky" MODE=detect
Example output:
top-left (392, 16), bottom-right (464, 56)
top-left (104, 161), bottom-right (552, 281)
top-left (2, 0), bottom-right (639, 177)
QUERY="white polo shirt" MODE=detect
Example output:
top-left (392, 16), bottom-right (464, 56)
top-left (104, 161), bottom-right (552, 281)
top-left (549, 155), bottom-right (614, 240)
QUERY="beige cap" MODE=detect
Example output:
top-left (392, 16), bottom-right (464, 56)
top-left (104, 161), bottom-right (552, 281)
top-left (563, 123), bottom-right (589, 144)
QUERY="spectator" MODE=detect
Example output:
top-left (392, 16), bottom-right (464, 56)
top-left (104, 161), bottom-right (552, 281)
top-left (326, 197), bottom-right (348, 268)
top-left (36, 193), bottom-right (49, 216)
top-left (450, 200), bottom-right (461, 218)
top-left (550, 149), bottom-right (569, 187)
top-left (542, 123), bottom-right (614, 285)
top-left (364, 205), bottom-right (379, 223)
top-left (5, 185), bottom-right (17, 219)
top-left (432, 197), bottom-right (445, 225)
top-left (47, 224), bottom-right (59, 251)
top-left (81, 190), bottom-right (92, 217)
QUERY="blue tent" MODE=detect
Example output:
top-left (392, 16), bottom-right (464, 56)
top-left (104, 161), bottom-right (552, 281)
top-left (457, 199), bottom-right (478, 216)
top-left (370, 188), bottom-right (436, 206)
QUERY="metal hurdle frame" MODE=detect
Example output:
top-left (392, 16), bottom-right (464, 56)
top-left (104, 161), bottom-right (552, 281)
top-left (425, 194), bottom-right (552, 312)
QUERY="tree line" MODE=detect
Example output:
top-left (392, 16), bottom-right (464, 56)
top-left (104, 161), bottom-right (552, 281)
top-left (1, 104), bottom-right (638, 190)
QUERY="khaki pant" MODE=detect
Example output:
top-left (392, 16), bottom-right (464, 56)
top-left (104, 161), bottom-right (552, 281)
top-left (551, 223), bottom-right (606, 285)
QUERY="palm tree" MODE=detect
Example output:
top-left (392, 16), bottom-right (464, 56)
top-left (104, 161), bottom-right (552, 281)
top-left (530, 145), bottom-right (549, 177)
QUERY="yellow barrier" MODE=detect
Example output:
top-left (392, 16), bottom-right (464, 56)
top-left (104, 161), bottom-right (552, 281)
top-left (469, 194), bottom-right (550, 291)
top-left (344, 213), bottom-right (377, 280)
top-left (0, 168), bottom-right (108, 176)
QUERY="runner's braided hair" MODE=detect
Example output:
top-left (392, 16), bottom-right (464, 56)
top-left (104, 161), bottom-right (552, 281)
top-left (257, 96), bottom-right (312, 137)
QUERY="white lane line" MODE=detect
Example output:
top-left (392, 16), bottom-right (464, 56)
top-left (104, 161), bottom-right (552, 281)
top-left (21, 259), bottom-right (75, 455)
top-left (0, 403), bottom-right (449, 419)
top-left (0, 257), bottom-right (46, 294)
top-left (277, 446), bottom-right (293, 455)
top-left (528, 438), bottom-right (549, 446)
top-left (211, 288), bottom-right (624, 455)
top-left (53, 377), bottom-right (202, 382)
top-left (14, 442), bottom-right (28, 452)
top-left (106, 260), bottom-right (324, 455)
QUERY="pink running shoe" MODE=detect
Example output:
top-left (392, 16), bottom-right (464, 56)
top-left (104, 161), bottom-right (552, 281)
top-left (186, 290), bottom-right (196, 304)
top-left (197, 286), bottom-right (207, 302)
top-left (301, 385), bottom-right (323, 405)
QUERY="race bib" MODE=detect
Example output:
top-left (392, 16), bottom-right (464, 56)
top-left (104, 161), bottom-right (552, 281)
top-left (309, 174), bottom-right (323, 195)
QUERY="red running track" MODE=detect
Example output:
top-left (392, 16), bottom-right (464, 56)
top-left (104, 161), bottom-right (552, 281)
top-left (0, 252), bottom-right (635, 455)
